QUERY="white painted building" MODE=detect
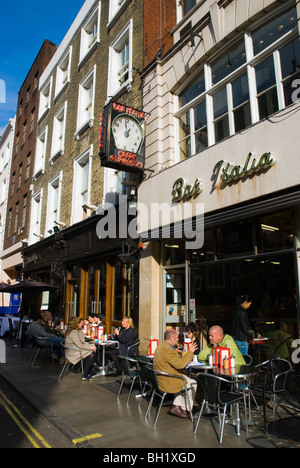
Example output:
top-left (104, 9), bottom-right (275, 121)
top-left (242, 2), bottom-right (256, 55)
top-left (137, 0), bottom-right (300, 355)
top-left (0, 117), bottom-right (15, 313)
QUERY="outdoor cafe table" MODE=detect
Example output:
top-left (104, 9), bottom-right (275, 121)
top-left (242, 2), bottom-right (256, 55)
top-left (94, 339), bottom-right (119, 375)
top-left (213, 365), bottom-right (260, 435)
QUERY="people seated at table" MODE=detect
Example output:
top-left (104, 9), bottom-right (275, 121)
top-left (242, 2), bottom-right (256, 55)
top-left (106, 316), bottom-right (138, 376)
top-left (42, 310), bottom-right (61, 336)
top-left (153, 328), bottom-right (198, 419)
top-left (64, 317), bottom-right (102, 381)
top-left (185, 322), bottom-right (201, 355)
top-left (88, 313), bottom-right (104, 327)
top-left (27, 315), bottom-right (65, 363)
top-left (197, 325), bottom-right (245, 366)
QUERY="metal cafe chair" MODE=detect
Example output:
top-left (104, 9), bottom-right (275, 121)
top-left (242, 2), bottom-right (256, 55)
top-left (136, 356), bottom-right (153, 409)
top-left (243, 354), bottom-right (253, 366)
top-left (30, 336), bottom-right (54, 367)
top-left (250, 357), bottom-right (293, 422)
top-left (126, 340), bottom-right (140, 357)
top-left (58, 344), bottom-right (84, 381)
top-left (117, 355), bottom-right (143, 404)
top-left (193, 373), bottom-right (248, 444)
top-left (144, 366), bottom-right (194, 427)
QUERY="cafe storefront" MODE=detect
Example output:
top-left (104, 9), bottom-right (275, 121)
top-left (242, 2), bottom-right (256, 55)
top-left (137, 0), bottom-right (300, 355)
top-left (21, 213), bottom-right (139, 332)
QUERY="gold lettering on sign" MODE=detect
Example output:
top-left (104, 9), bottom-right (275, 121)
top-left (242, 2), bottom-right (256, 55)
top-left (212, 152), bottom-right (276, 188)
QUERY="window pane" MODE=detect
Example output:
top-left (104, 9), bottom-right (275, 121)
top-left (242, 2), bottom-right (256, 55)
top-left (234, 102), bottom-right (251, 132)
top-left (232, 73), bottom-right (249, 108)
top-left (213, 87), bottom-right (227, 119)
top-left (179, 111), bottom-right (190, 140)
top-left (283, 72), bottom-right (300, 106)
top-left (252, 7), bottom-right (297, 56)
top-left (255, 55), bottom-right (276, 94)
top-left (280, 38), bottom-right (300, 80)
top-left (195, 127), bottom-right (208, 153)
top-left (214, 88), bottom-right (229, 142)
top-left (258, 88), bottom-right (278, 120)
top-left (194, 101), bottom-right (206, 130)
top-left (215, 116), bottom-right (229, 143)
top-left (183, 0), bottom-right (196, 16)
top-left (179, 73), bottom-right (205, 107)
top-left (211, 40), bottom-right (246, 85)
top-left (179, 136), bottom-right (191, 160)
top-left (257, 210), bottom-right (294, 252)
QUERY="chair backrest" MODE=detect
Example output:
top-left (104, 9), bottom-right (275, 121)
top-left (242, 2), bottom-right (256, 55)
top-left (127, 340), bottom-right (140, 357)
top-left (270, 358), bottom-right (292, 391)
top-left (196, 373), bottom-right (224, 406)
top-left (144, 365), bottom-right (160, 391)
top-left (137, 357), bottom-right (153, 381)
top-left (243, 354), bottom-right (253, 366)
top-left (118, 355), bottom-right (138, 376)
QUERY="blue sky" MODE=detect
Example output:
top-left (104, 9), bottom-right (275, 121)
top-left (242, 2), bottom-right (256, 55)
top-left (0, 0), bottom-right (85, 135)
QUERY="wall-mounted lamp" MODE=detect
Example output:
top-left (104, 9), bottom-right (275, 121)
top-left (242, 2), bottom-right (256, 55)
top-left (189, 31), bottom-right (203, 48)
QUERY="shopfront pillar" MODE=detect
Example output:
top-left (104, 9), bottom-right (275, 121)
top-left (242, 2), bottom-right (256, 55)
top-left (138, 241), bottom-right (161, 354)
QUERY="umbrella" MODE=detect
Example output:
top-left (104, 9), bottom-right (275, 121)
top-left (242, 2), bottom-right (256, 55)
top-left (1, 279), bottom-right (58, 293)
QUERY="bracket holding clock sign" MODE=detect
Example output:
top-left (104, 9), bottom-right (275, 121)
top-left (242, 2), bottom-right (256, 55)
top-left (99, 101), bottom-right (145, 174)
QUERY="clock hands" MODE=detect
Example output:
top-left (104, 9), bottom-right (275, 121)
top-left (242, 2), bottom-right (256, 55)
top-left (124, 119), bottom-right (131, 138)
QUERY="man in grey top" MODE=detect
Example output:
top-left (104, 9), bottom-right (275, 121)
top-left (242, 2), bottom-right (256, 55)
top-left (27, 315), bottom-right (64, 361)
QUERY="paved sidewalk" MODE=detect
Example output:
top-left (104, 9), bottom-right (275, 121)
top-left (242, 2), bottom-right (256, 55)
top-left (0, 339), bottom-right (297, 449)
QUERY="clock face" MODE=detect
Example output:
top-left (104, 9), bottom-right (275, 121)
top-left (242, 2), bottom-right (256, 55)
top-left (112, 114), bottom-right (144, 153)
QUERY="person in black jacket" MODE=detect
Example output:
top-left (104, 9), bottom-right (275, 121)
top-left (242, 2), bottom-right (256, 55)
top-left (232, 294), bottom-right (258, 355)
top-left (106, 317), bottom-right (138, 376)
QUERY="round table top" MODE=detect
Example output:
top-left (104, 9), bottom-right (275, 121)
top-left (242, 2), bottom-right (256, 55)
top-left (213, 365), bottom-right (260, 378)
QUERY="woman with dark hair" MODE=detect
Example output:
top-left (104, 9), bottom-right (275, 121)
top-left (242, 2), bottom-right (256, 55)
top-left (185, 322), bottom-right (201, 355)
top-left (232, 294), bottom-right (259, 355)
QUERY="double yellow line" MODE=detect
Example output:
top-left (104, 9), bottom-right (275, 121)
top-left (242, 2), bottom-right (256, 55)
top-left (0, 389), bottom-right (51, 448)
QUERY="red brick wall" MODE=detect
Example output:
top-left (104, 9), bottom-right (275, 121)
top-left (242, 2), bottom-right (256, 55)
top-left (144, 0), bottom-right (176, 66)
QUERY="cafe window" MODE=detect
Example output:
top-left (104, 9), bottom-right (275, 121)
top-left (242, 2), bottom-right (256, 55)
top-left (232, 73), bottom-right (251, 132)
top-left (213, 87), bottom-right (229, 143)
top-left (216, 219), bottom-right (254, 259)
top-left (257, 210), bottom-right (294, 253)
top-left (280, 37), bottom-right (300, 106)
top-left (255, 55), bottom-right (279, 120)
top-left (164, 241), bottom-right (187, 266)
top-left (175, 5), bottom-right (299, 160)
top-left (191, 228), bottom-right (215, 263)
top-left (211, 39), bottom-right (246, 86)
top-left (252, 7), bottom-right (297, 56)
top-left (179, 98), bottom-right (207, 161)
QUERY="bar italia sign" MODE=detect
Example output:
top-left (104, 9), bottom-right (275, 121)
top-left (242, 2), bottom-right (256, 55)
top-left (172, 152), bottom-right (276, 202)
top-left (212, 152), bottom-right (276, 188)
top-left (99, 102), bottom-right (145, 174)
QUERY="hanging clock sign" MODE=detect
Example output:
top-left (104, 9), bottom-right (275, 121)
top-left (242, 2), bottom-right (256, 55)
top-left (99, 101), bottom-right (145, 174)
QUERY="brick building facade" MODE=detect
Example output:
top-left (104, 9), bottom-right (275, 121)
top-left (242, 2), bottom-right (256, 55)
top-left (1, 40), bottom-right (57, 282)
top-left (22, 0), bottom-right (145, 329)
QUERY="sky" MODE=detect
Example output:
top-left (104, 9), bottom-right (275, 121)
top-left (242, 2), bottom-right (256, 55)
top-left (0, 0), bottom-right (85, 136)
